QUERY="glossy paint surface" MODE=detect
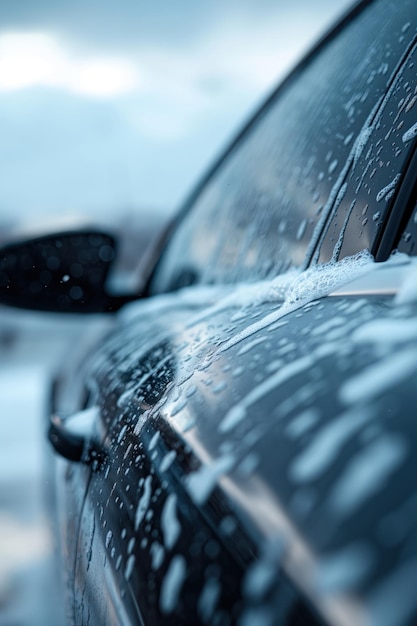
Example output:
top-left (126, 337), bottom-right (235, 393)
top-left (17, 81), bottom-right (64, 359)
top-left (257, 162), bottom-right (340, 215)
top-left (50, 256), bottom-right (417, 625)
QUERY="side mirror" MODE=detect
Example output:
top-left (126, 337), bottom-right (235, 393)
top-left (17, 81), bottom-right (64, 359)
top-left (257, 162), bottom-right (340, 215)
top-left (0, 230), bottom-right (136, 313)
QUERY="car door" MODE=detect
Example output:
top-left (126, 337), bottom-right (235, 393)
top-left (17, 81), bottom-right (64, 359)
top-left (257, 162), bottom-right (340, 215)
top-left (70, 1), bottom-right (417, 625)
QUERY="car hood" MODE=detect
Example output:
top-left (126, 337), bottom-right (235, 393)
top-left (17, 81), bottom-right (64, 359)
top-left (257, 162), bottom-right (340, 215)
top-left (79, 256), bottom-right (417, 626)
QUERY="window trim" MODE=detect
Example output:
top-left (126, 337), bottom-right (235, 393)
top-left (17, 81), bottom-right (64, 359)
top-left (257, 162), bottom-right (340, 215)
top-left (375, 141), bottom-right (417, 261)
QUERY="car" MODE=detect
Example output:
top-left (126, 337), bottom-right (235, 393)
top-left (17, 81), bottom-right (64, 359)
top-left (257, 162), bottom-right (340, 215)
top-left (1, 0), bottom-right (417, 624)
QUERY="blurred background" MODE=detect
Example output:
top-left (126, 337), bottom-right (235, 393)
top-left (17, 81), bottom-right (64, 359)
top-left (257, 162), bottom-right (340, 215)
top-left (0, 0), bottom-right (352, 624)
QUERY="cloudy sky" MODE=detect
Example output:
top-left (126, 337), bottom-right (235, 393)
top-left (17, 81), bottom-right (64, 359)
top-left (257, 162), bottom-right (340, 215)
top-left (0, 0), bottom-right (353, 227)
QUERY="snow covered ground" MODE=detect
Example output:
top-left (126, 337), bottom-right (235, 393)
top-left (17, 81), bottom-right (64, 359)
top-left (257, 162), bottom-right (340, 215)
top-left (0, 309), bottom-right (89, 626)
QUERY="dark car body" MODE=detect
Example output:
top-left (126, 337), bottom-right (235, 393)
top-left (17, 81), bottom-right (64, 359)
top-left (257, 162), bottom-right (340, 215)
top-left (27, 0), bottom-right (417, 624)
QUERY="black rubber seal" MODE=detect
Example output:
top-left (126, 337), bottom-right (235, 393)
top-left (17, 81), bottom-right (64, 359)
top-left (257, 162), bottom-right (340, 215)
top-left (374, 140), bottom-right (417, 261)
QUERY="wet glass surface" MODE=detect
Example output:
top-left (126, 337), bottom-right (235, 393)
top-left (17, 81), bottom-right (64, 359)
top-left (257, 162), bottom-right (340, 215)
top-left (153, 0), bottom-right (417, 293)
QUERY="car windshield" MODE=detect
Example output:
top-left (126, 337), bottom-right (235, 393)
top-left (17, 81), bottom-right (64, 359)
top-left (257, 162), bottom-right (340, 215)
top-left (150, 0), bottom-right (417, 294)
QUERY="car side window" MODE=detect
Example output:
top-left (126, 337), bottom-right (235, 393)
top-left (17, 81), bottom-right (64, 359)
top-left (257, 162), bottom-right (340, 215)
top-left (151, 0), bottom-right (417, 295)
top-left (316, 26), bottom-right (417, 264)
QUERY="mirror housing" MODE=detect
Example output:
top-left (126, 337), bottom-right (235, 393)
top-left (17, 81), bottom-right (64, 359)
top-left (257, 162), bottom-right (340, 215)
top-left (0, 230), bottom-right (136, 313)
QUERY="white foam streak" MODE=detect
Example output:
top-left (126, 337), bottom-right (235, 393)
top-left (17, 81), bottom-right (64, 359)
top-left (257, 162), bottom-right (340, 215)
top-left (218, 250), bottom-right (373, 353)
